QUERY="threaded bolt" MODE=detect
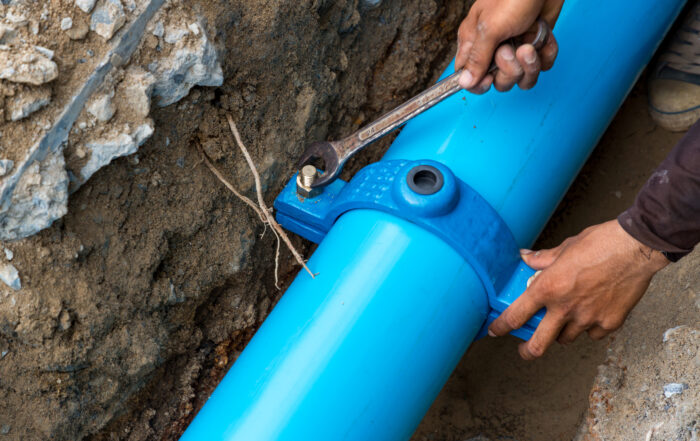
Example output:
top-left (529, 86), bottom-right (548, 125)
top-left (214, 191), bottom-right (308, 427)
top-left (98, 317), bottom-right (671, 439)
top-left (296, 165), bottom-right (322, 199)
top-left (300, 165), bottom-right (318, 188)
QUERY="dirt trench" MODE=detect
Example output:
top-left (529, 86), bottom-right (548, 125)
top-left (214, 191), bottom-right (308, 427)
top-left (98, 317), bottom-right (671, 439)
top-left (0, 1), bottom-right (697, 440)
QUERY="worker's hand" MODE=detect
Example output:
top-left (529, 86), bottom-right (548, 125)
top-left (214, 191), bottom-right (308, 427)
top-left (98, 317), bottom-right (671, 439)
top-left (455, 0), bottom-right (564, 94)
top-left (489, 220), bottom-right (670, 360)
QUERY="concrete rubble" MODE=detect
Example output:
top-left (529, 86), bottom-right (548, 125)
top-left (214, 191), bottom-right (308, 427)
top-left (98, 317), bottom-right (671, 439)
top-left (81, 122), bottom-right (154, 181)
top-left (5, 85), bottom-right (50, 121)
top-left (0, 44), bottom-right (58, 86)
top-left (0, 0), bottom-right (224, 247)
top-left (90, 0), bottom-right (126, 40)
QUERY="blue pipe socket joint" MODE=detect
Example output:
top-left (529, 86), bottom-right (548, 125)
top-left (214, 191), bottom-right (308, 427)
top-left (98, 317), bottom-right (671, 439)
top-left (275, 160), bottom-right (543, 340)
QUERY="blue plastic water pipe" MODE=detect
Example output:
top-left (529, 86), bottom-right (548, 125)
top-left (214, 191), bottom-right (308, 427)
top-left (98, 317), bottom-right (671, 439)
top-left (181, 1), bottom-right (685, 440)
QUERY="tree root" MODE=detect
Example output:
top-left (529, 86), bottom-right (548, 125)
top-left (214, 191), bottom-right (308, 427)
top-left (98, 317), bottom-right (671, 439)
top-left (196, 114), bottom-right (316, 288)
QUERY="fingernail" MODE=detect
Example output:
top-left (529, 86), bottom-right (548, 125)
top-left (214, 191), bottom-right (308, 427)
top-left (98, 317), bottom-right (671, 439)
top-left (502, 48), bottom-right (515, 61)
top-left (459, 70), bottom-right (474, 88)
top-left (520, 249), bottom-right (533, 255)
top-left (526, 270), bottom-right (542, 288)
top-left (488, 329), bottom-right (496, 337)
top-left (524, 50), bottom-right (537, 64)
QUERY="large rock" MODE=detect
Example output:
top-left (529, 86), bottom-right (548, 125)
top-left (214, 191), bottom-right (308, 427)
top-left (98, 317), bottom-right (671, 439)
top-left (0, 150), bottom-right (68, 241)
top-left (90, 0), bottom-right (126, 40)
top-left (81, 122), bottom-right (154, 181)
top-left (0, 44), bottom-right (58, 86)
top-left (151, 23), bottom-right (223, 107)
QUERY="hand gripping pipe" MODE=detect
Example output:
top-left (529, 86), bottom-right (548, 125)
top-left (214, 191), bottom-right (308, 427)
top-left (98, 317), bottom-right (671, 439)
top-left (181, 1), bottom-right (685, 440)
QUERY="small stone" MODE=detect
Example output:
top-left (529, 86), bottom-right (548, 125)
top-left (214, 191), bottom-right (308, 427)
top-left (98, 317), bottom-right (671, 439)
top-left (0, 160), bottom-right (14, 177)
top-left (0, 425), bottom-right (10, 435)
top-left (87, 91), bottom-right (115, 122)
top-left (75, 146), bottom-right (86, 159)
top-left (150, 171), bottom-right (162, 187)
top-left (90, 0), bottom-right (126, 40)
top-left (78, 121), bottom-right (87, 130)
top-left (118, 67), bottom-right (154, 118)
top-left (75, 0), bottom-right (97, 13)
top-left (33, 46), bottom-right (54, 60)
top-left (151, 20), bottom-right (164, 38)
top-left (0, 263), bottom-right (21, 290)
top-left (60, 17), bottom-right (73, 31)
top-left (4, 248), bottom-right (13, 261)
top-left (663, 382), bottom-right (688, 398)
top-left (58, 309), bottom-right (72, 331)
top-left (188, 22), bottom-right (200, 35)
top-left (66, 20), bottom-right (89, 40)
top-left (6, 12), bottom-right (27, 26)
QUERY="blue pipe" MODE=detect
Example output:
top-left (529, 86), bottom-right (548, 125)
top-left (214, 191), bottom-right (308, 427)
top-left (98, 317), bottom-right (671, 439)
top-left (181, 1), bottom-right (685, 440)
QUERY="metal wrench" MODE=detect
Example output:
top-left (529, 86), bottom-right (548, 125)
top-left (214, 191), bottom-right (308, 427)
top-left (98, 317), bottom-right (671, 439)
top-left (297, 18), bottom-right (550, 188)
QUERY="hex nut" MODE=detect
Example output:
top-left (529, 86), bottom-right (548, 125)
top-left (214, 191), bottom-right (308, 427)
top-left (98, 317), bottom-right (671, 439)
top-left (296, 177), bottom-right (322, 199)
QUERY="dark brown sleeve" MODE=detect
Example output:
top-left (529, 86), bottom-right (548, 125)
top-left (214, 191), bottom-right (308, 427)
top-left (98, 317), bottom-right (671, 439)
top-left (617, 119), bottom-right (700, 262)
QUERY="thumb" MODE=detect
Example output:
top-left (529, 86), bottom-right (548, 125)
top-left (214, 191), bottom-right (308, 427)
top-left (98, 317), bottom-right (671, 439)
top-left (520, 247), bottom-right (560, 270)
top-left (460, 13), bottom-right (509, 89)
top-left (459, 30), bottom-right (501, 89)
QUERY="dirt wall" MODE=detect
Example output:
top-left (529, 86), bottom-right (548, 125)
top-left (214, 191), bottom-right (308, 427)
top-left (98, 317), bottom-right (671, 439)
top-left (0, 1), bottom-right (471, 439)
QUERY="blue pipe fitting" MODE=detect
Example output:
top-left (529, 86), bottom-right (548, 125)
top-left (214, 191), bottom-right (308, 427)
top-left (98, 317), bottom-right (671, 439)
top-left (181, 1), bottom-right (687, 440)
top-left (274, 159), bottom-right (544, 339)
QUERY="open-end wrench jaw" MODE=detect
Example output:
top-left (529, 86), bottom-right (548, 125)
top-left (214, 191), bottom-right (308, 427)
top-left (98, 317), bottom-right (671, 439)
top-left (296, 141), bottom-right (341, 188)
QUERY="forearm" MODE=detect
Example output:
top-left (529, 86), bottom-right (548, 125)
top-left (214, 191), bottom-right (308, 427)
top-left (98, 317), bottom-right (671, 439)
top-left (618, 119), bottom-right (700, 261)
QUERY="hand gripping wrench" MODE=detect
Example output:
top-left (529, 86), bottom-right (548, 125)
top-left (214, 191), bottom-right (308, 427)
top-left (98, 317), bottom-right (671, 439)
top-left (297, 18), bottom-right (550, 188)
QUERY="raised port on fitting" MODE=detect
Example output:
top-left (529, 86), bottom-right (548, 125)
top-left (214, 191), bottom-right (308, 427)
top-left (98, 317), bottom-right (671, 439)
top-left (407, 165), bottom-right (443, 195)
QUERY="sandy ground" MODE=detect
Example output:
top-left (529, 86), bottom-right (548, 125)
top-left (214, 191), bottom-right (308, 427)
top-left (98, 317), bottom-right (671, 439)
top-left (411, 77), bottom-right (685, 441)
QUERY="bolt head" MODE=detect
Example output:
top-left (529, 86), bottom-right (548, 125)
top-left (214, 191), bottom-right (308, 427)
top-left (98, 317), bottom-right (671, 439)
top-left (296, 174), bottom-right (322, 199)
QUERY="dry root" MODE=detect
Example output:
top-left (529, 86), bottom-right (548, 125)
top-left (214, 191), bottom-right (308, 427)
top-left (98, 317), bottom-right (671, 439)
top-left (196, 114), bottom-right (316, 288)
